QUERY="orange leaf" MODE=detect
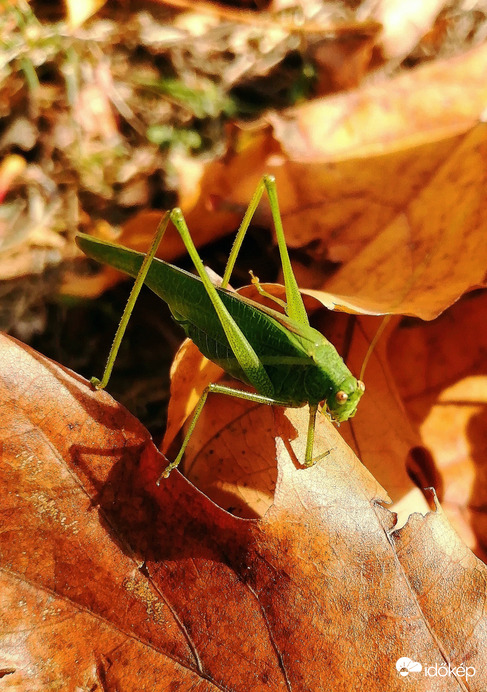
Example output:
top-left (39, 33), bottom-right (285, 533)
top-left (389, 291), bottom-right (487, 556)
top-left (178, 43), bottom-right (487, 319)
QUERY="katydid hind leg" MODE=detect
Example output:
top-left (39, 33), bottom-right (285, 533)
top-left (220, 175), bottom-right (309, 328)
top-left (221, 178), bottom-right (267, 289)
top-left (169, 207), bottom-right (275, 398)
top-left (263, 175), bottom-right (310, 328)
top-left (91, 211), bottom-right (171, 390)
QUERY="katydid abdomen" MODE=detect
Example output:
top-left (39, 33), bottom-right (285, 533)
top-left (76, 234), bottom-right (363, 416)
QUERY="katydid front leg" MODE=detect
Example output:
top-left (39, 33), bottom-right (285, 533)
top-left (249, 270), bottom-right (288, 310)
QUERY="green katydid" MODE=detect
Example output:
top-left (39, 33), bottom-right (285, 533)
top-left (76, 175), bottom-right (365, 481)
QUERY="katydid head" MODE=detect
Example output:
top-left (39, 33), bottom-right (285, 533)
top-left (324, 377), bottom-right (365, 423)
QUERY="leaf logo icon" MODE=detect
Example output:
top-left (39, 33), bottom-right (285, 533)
top-left (396, 657), bottom-right (423, 676)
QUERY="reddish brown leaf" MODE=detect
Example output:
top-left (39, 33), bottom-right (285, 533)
top-left (389, 291), bottom-right (487, 557)
top-left (2, 334), bottom-right (487, 690)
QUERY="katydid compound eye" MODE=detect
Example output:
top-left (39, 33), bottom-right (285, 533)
top-left (335, 391), bottom-right (348, 404)
top-left (358, 380), bottom-right (365, 392)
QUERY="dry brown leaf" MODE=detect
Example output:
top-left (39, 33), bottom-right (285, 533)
top-left (2, 333), bottom-right (487, 690)
top-left (388, 290), bottom-right (487, 557)
top-left (312, 32), bottom-right (376, 94)
top-left (176, 43), bottom-right (487, 320)
top-left (375, 0), bottom-right (447, 59)
top-left (66, 0), bottom-right (107, 28)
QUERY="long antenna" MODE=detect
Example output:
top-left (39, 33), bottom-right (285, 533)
top-left (359, 315), bottom-right (391, 382)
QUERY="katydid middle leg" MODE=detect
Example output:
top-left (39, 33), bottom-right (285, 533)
top-left (161, 392), bottom-right (327, 479)
top-left (160, 383), bottom-right (291, 481)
